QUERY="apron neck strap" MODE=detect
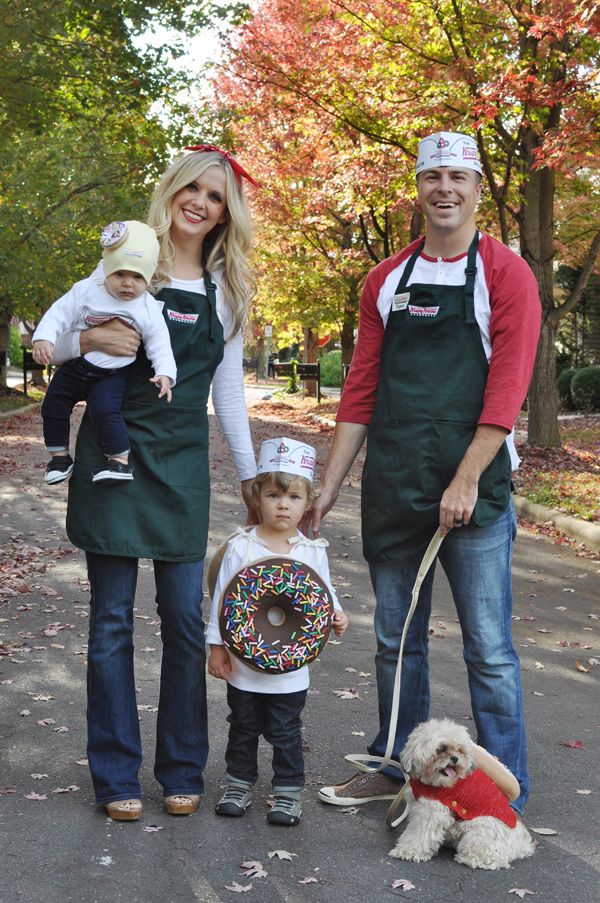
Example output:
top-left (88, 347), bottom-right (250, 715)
top-left (397, 239), bottom-right (426, 291)
top-left (203, 270), bottom-right (220, 341)
top-left (463, 232), bottom-right (479, 325)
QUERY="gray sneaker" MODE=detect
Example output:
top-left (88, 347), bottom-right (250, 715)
top-left (268, 789), bottom-right (302, 826)
top-left (215, 777), bottom-right (253, 817)
top-left (318, 771), bottom-right (402, 805)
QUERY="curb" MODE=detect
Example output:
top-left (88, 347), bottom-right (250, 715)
top-left (0, 402), bottom-right (39, 420)
top-left (513, 495), bottom-right (600, 553)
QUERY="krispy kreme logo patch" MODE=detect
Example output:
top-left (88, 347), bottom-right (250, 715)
top-left (408, 304), bottom-right (440, 318)
top-left (167, 309), bottom-right (198, 324)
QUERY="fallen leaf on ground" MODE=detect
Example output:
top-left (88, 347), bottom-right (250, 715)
top-left (54, 725), bottom-right (70, 733)
top-left (509, 890), bottom-right (536, 899)
top-left (240, 860), bottom-right (267, 878)
top-left (36, 718), bottom-right (56, 727)
top-left (530, 827), bottom-right (558, 835)
top-left (531, 691), bottom-right (544, 697)
top-left (52, 785), bottom-right (79, 793)
top-left (0, 787), bottom-right (17, 795)
top-left (267, 849), bottom-right (296, 861)
top-left (589, 657), bottom-right (599, 666)
top-left (25, 791), bottom-right (47, 800)
top-left (224, 882), bottom-right (252, 893)
top-left (391, 878), bottom-right (416, 890)
top-left (333, 688), bottom-right (360, 700)
top-left (31, 774), bottom-right (48, 780)
top-left (20, 709), bottom-right (31, 716)
top-left (352, 730), bottom-right (366, 736)
top-left (142, 825), bottom-right (163, 832)
top-left (576, 789), bottom-right (592, 794)
top-left (563, 740), bottom-right (584, 749)
top-left (575, 661), bottom-right (589, 672)
top-left (298, 876), bottom-right (318, 884)
top-left (340, 806), bottom-right (360, 815)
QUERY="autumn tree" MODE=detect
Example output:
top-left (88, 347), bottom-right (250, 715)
top-left (0, 0), bottom-right (238, 386)
top-left (212, 0), bottom-right (599, 445)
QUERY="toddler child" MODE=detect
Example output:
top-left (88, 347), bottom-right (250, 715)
top-left (32, 220), bottom-right (176, 484)
top-left (207, 437), bottom-right (349, 826)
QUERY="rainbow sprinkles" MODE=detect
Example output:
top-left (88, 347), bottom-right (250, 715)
top-left (219, 557), bottom-right (334, 673)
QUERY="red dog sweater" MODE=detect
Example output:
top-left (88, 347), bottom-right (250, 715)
top-left (410, 769), bottom-right (517, 828)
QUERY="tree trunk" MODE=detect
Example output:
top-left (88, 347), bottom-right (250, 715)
top-left (303, 326), bottom-right (318, 398)
top-left (518, 130), bottom-right (561, 447)
top-left (527, 316), bottom-right (560, 446)
top-left (0, 298), bottom-right (12, 388)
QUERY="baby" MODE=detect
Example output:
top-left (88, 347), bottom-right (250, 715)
top-left (32, 220), bottom-right (176, 484)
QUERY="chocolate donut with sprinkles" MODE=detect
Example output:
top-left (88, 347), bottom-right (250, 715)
top-left (219, 556), bottom-right (334, 673)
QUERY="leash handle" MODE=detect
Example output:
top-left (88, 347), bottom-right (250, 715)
top-left (344, 527), bottom-right (446, 784)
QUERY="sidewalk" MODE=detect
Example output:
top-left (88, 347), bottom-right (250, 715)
top-left (0, 406), bottom-right (598, 903)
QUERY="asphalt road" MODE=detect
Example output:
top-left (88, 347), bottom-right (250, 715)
top-left (1, 405), bottom-right (598, 903)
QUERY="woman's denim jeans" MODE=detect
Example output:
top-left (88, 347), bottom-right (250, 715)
top-left (368, 500), bottom-right (530, 813)
top-left (85, 553), bottom-right (208, 805)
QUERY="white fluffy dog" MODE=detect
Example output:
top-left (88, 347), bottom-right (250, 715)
top-left (389, 719), bottom-right (535, 870)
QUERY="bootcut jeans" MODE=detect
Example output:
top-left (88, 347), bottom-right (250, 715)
top-left (85, 553), bottom-right (208, 805)
top-left (367, 499), bottom-right (530, 813)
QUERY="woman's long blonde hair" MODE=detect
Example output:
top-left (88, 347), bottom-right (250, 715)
top-left (147, 150), bottom-right (255, 337)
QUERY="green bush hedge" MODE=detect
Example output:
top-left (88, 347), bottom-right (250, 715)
top-left (9, 326), bottom-right (24, 368)
top-left (556, 367), bottom-right (577, 411)
top-left (319, 349), bottom-right (342, 387)
top-left (571, 367), bottom-right (600, 413)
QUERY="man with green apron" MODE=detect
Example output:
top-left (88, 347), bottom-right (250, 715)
top-left (312, 132), bottom-right (541, 816)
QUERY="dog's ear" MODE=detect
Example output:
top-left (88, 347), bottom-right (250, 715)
top-left (399, 744), bottom-right (413, 775)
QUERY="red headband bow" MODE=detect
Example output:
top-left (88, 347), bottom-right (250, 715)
top-left (183, 144), bottom-right (259, 188)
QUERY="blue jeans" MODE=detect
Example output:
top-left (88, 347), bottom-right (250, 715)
top-left (225, 685), bottom-right (307, 789)
top-left (368, 500), bottom-right (529, 813)
top-left (86, 553), bottom-right (208, 805)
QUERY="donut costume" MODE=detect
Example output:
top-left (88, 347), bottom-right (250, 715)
top-left (219, 553), bottom-right (333, 673)
top-left (207, 527), bottom-right (343, 693)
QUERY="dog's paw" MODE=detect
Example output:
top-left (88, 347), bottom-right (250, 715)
top-left (389, 843), bottom-right (433, 862)
top-left (454, 851), bottom-right (509, 870)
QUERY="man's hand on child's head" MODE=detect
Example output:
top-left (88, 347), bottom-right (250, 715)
top-left (150, 375), bottom-right (172, 403)
top-left (332, 611), bottom-right (349, 637)
top-left (208, 645), bottom-right (232, 680)
top-left (32, 340), bottom-right (54, 366)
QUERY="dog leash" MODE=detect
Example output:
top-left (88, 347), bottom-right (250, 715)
top-left (343, 526), bottom-right (447, 827)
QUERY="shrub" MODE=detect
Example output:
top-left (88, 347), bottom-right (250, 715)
top-left (319, 349), bottom-right (342, 387)
top-left (571, 367), bottom-right (600, 413)
top-left (9, 326), bottom-right (24, 368)
top-left (556, 367), bottom-right (577, 411)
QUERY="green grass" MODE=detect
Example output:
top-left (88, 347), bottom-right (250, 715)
top-left (0, 387), bottom-right (44, 414)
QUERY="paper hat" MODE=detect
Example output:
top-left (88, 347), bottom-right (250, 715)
top-left (416, 132), bottom-right (482, 176)
top-left (257, 437), bottom-right (316, 483)
top-left (100, 220), bottom-right (160, 284)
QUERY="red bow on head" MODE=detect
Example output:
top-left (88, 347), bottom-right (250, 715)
top-left (183, 144), bottom-right (259, 188)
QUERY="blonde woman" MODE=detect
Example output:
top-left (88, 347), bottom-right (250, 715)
top-left (53, 147), bottom-right (258, 820)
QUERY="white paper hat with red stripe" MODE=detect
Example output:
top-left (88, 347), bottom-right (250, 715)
top-left (257, 437), bottom-right (316, 483)
top-left (416, 132), bottom-right (482, 176)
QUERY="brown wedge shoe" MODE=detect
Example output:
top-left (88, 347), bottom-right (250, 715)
top-left (164, 794), bottom-right (200, 816)
top-left (105, 799), bottom-right (142, 821)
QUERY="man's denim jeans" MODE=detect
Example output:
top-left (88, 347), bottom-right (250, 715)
top-left (86, 553), bottom-right (207, 805)
top-left (368, 500), bottom-right (529, 812)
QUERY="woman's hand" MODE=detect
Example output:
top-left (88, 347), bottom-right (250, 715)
top-left (32, 340), bottom-right (54, 365)
top-left (208, 645), bottom-right (232, 680)
top-left (79, 318), bottom-right (142, 358)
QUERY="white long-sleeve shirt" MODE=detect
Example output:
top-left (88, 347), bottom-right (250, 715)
top-left (34, 277), bottom-right (177, 384)
top-left (51, 268), bottom-right (256, 483)
top-left (207, 527), bottom-right (343, 693)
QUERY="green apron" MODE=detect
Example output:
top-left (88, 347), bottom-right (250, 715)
top-left (361, 234), bottom-right (511, 563)
top-left (66, 273), bottom-right (224, 561)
